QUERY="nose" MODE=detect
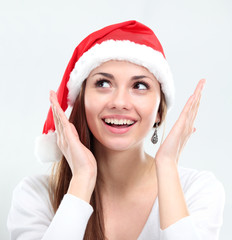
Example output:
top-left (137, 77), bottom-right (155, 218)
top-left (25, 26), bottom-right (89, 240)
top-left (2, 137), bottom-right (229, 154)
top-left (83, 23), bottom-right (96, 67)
top-left (107, 87), bottom-right (133, 110)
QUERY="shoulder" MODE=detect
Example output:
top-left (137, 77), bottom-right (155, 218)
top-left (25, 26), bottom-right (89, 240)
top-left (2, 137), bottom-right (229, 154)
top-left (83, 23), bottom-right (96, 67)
top-left (13, 174), bottom-right (51, 197)
top-left (15, 174), bottom-right (50, 190)
top-left (177, 166), bottom-right (225, 212)
top-left (177, 165), bottom-right (224, 193)
top-left (11, 174), bottom-right (53, 214)
top-left (7, 174), bottom-right (55, 236)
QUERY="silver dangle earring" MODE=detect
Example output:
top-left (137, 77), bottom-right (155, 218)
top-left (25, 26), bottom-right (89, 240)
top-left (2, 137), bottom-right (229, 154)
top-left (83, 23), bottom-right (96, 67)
top-left (151, 122), bottom-right (159, 144)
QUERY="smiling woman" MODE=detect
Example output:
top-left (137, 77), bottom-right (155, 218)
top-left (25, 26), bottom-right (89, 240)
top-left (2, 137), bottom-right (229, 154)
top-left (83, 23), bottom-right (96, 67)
top-left (7, 20), bottom-right (225, 240)
top-left (85, 60), bottom-right (161, 151)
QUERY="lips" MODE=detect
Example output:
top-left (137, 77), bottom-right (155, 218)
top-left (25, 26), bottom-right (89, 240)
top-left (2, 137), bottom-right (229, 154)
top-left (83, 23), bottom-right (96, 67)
top-left (102, 118), bottom-right (136, 134)
top-left (102, 119), bottom-right (135, 128)
top-left (104, 118), bottom-right (134, 126)
top-left (102, 114), bottom-right (137, 121)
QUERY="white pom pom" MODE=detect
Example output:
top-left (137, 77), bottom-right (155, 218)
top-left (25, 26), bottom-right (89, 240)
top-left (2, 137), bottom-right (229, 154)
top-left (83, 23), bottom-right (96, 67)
top-left (34, 131), bottom-right (63, 163)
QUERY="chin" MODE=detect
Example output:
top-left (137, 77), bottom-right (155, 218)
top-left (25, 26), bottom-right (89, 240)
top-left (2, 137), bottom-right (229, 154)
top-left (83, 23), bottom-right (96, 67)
top-left (94, 137), bottom-right (142, 152)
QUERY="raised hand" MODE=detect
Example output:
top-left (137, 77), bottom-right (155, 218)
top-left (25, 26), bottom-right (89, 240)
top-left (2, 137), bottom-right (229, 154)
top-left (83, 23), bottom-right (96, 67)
top-left (155, 79), bottom-right (206, 166)
top-left (49, 90), bottom-right (97, 181)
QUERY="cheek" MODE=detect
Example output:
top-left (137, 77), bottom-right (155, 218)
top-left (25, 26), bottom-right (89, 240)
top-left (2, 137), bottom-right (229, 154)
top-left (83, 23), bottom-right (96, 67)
top-left (85, 95), bottom-right (95, 113)
top-left (143, 105), bottom-right (158, 120)
top-left (84, 92), bottom-right (98, 123)
top-left (84, 90), bottom-right (106, 129)
top-left (136, 96), bottom-right (160, 123)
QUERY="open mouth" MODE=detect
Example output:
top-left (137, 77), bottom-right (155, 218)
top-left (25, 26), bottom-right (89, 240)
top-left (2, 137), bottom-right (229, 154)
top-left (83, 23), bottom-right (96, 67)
top-left (102, 118), bottom-right (136, 128)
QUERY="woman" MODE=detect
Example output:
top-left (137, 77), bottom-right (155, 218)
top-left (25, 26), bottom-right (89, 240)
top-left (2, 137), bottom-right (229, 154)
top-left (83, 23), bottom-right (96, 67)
top-left (7, 20), bottom-right (225, 240)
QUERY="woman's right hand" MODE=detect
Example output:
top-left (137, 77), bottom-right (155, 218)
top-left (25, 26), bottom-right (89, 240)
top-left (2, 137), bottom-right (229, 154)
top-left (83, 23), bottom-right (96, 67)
top-left (49, 90), bottom-right (97, 185)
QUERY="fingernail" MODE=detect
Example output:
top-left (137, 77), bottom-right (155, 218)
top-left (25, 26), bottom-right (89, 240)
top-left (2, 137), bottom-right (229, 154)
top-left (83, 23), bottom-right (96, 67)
top-left (202, 79), bottom-right (206, 90)
top-left (51, 104), bottom-right (54, 113)
top-left (49, 92), bottom-right (53, 102)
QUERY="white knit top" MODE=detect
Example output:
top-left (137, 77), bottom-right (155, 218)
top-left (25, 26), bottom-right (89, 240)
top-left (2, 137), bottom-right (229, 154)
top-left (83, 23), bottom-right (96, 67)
top-left (7, 166), bottom-right (225, 240)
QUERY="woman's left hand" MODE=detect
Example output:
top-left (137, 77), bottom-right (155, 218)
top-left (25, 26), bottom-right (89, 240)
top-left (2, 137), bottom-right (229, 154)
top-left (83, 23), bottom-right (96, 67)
top-left (155, 79), bottom-right (206, 166)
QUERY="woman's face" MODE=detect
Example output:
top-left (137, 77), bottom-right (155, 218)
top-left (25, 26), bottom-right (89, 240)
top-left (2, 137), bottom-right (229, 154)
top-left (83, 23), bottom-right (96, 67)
top-left (84, 60), bottom-right (161, 151)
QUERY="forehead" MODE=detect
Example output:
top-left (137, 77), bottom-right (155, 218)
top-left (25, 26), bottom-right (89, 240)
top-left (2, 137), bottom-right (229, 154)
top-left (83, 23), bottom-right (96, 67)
top-left (88, 60), bottom-right (157, 80)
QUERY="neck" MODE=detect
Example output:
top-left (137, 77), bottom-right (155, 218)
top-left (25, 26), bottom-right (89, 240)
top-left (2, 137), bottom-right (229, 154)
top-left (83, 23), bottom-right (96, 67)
top-left (94, 140), bottom-right (156, 198)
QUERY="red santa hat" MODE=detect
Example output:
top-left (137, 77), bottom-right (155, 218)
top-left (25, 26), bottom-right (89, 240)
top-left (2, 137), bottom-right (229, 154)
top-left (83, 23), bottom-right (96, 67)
top-left (35, 20), bottom-right (175, 163)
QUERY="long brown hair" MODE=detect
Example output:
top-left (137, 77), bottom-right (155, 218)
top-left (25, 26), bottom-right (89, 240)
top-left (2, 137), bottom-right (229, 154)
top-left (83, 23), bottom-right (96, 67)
top-left (49, 79), bottom-right (167, 240)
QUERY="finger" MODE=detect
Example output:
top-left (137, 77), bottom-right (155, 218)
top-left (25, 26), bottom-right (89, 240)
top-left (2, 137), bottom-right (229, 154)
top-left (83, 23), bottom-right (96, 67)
top-left (50, 90), bottom-right (69, 129)
top-left (180, 94), bottom-right (195, 118)
top-left (178, 81), bottom-right (204, 138)
top-left (180, 79), bottom-right (205, 117)
top-left (50, 93), bottom-right (62, 134)
top-left (187, 79), bottom-right (205, 120)
top-left (190, 92), bottom-right (202, 128)
top-left (190, 79), bottom-right (206, 124)
top-left (51, 104), bottom-right (62, 134)
top-left (193, 79), bottom-right (206, 97)
top-left (50, 91), bottom-right (76, 148)
top-left (51, 100), bottom-right (67, 150)
top-left (170, 94), bottom-right (194, 139)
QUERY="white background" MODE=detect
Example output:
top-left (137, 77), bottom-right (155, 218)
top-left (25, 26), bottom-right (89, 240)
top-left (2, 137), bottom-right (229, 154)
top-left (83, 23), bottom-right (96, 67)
top-left (0, 0), bottom-right (231, 239)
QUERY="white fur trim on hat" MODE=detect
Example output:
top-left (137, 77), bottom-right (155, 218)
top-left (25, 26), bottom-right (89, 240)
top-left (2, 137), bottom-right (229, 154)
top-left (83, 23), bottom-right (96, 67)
top-left (34, 131), bottom-right (63, 163)
top-left (67, 39), bottom-right (175, 111)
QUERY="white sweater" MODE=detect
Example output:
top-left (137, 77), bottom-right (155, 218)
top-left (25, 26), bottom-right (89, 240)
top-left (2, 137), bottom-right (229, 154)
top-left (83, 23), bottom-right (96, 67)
top-left (7, 166), bottom-right (225, 240)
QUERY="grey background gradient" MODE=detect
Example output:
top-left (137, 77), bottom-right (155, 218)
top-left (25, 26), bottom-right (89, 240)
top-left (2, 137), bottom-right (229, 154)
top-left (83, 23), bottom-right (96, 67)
top-left (1, 0), bottom-right (231, 239)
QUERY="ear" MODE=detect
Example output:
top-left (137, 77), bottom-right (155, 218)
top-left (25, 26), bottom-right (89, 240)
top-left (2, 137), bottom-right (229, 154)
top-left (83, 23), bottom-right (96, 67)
top-left (155, 111), bottom-right (161, 124)
top-left (153, 112), bottom-right (161, 128)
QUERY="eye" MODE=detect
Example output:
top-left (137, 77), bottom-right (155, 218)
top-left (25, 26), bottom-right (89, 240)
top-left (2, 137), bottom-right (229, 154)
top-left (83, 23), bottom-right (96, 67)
top-left (95, 79), bottom-right (111, 88)
top-left (133, 81), bottom-right (150, 90)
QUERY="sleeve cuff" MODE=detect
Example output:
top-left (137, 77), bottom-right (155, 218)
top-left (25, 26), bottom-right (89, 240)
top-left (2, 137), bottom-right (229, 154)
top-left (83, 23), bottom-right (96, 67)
top-left (42, 193), bottom-right (93, 239)
top-left (64, 193), bottom-right (94, 213)
top-left (160, 216), bottom-right (200, 240)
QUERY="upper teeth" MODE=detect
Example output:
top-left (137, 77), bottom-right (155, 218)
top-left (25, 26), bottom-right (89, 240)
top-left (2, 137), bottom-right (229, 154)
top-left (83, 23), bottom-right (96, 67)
top-left (104, 118), bottom-right (135, 125)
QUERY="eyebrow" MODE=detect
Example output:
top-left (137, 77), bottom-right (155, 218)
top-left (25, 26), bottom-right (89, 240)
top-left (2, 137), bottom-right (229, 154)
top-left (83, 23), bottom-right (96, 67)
top-left (92, 72), bottom-right (152, 81)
